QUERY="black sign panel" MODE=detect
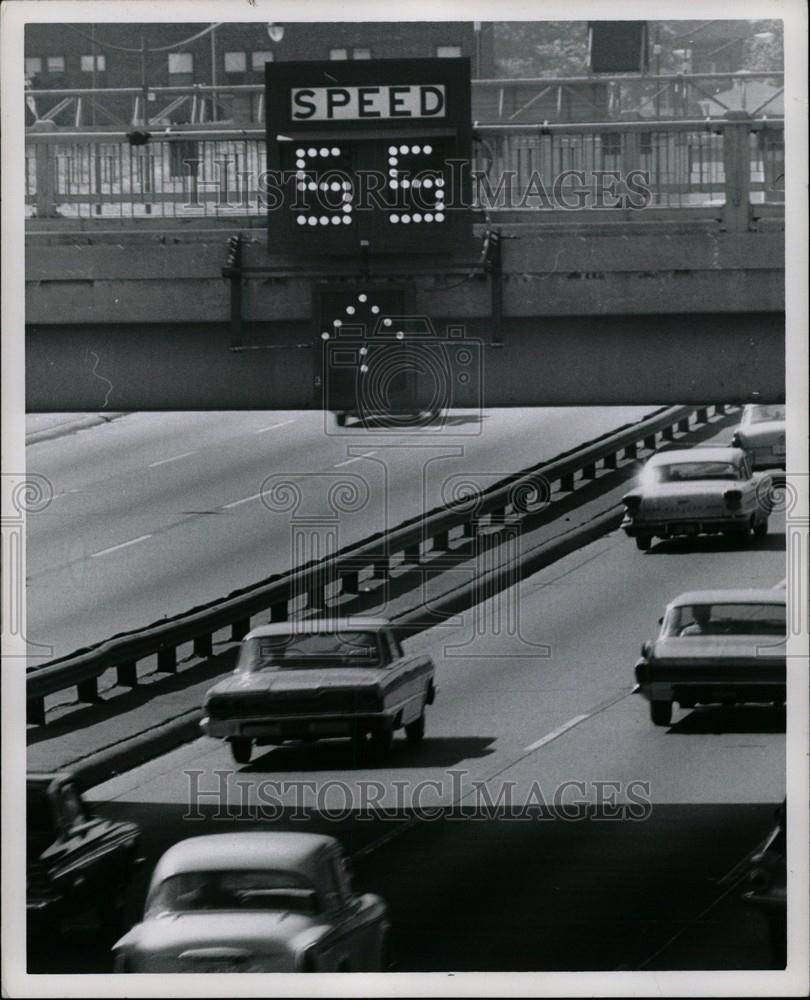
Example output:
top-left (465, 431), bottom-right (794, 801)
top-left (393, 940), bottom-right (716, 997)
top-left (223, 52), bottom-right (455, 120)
top-left (589, 21), bottom-right (649, 73)
top-left (265, 58), bottom-right (473, 256)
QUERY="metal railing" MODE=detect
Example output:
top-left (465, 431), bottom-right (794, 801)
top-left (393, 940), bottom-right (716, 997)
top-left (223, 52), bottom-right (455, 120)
top-left (24, 72), bottom-right (784, 128)
top-left (27, 404), bottom-right (730, 726)
top-left (24, 116), bottom-right (784, 223)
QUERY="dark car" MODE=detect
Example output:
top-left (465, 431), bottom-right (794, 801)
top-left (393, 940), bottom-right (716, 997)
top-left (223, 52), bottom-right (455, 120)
top-left (27, 772), bottom-right (142, 938)
top-left (633, 589), bottom-right (786, 726)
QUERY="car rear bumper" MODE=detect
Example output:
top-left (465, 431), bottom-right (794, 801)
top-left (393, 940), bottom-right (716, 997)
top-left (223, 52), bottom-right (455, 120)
top-left (634, 680), bottom-right (786, 704)
top-left (202, 712), bottom-right (393, 742)
top-left (622, 513), bottom-right (750, 537)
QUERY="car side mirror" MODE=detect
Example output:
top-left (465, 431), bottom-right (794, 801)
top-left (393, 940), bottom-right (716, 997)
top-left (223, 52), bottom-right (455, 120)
top-left (657, 616), bottom-right (664, 626)
top-left (641, 640), bottom-right (652, 658)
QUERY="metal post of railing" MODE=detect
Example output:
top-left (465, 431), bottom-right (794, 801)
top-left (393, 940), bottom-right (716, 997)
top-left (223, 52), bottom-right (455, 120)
top-left (34, 142), bottom-right (56, 218)
top-left (619, 110), bottom-right (642, 204)
top-left (722, 111), bottom-right (752, 232)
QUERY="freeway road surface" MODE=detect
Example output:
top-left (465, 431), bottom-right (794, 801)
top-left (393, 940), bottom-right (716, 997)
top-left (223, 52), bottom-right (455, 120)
top-left (25, 406), bottom-right (660, 661)
top-left (33, 499), bottom-right (786, 974)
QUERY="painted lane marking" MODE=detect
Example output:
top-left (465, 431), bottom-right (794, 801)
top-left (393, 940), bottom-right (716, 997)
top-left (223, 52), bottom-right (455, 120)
top-left (148, 450), bottom-right (197, 468)
top-left (90, 534), bottom-right (152, 558)
top-left (522, 713), bottom-right (590, 753)
top-left (334, 450), bottom-right (377, 468)
top-left (253, 418), bottom-right (296, 434)
top-left (222, 491), bottom-right (264, 510)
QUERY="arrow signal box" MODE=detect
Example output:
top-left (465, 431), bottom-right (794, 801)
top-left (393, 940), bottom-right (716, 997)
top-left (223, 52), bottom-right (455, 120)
top-left (265, 58), bottom-right (473, 256)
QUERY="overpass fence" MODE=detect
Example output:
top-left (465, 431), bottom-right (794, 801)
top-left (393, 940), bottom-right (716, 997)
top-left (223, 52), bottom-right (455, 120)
top-left (25, 115), bottom-right (784, 226)
top-left (24, 72), bottom-right (784, 128)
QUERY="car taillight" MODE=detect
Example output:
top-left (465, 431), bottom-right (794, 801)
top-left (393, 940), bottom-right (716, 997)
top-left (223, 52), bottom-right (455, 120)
top-left (724, 489), bottom-right (743, 509)
top-left (623, 494), bottom-right (642, 513)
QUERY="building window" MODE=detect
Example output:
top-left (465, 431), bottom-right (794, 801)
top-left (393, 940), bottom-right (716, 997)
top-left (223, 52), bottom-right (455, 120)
top-left (329, 48), bottom-right (348, 61)
top-left (252, 50), bottom-right (274, 71)
top-left (224, 51), bottom-right (246, 74)
top-left (46, 56), bottom-right (65, 74)
top-left (81, 54), bottom-right (106, 72)
top-left (168, 52), bottom-right (193, 76)
top-left (436, 45), bottom-right (462, 58)
top-left (24, 56), bottom-right (42, 78)
top-left (352, 47), bottom-right (372, 60)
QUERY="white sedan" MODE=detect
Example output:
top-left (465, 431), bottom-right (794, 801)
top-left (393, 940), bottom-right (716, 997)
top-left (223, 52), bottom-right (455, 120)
top-left (731, 403), bottom-right (786, 470)
top-left (621, 446), bottom-right (770, 550)
top-left (113, 832), bottom-right (390, 972)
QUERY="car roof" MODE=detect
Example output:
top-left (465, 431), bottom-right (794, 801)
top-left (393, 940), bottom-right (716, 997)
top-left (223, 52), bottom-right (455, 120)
top-left (669, 589), bottom-right (786, 607)
top-left (151, 833), bottom-right (337, 883)
top-left (246, 617), bottom-right (390, 639)
top-left (647, 446), bottom-right (744, 466)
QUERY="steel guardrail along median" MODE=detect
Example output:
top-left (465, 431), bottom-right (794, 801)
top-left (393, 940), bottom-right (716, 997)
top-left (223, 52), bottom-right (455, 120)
top-left (27, 404), bottom-right (731, 725)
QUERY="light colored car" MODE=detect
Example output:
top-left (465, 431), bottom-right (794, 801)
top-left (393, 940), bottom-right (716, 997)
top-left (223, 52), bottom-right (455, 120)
top-left (113, 832), bottom-right (390, 972)
top-left (621, 446), bottom-right (770, 550)
top-left (202, 617), bottom-right (436, 764)
top-left (731, 403), bottom-right (786, 470)
top-left (633, 589), bottom-right (786, 725)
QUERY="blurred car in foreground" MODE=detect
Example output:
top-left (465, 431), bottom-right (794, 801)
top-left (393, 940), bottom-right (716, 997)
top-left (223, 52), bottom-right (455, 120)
top-left (633, 589), bottom-right (786, 726)
top-left (622, 446), bottom-right (770, 550)
top-left (202, 617), bottom-right (436, 764)
top-left (732, 404), bottom-right (786, 470)
top-left (742, 799), bottom-right (786, 967)
top-left (27, 772), bottom-right (141, 938)
top-left (113, 832), bottom-right (390, 972)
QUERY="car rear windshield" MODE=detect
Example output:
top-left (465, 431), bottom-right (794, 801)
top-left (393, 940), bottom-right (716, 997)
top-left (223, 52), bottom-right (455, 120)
top-left (237, 631), bottom-right (382, 671)
top-left (663, 603), bottom-right (786, 637)
top-left (145, 870), bottom-right (320, 917)
top-left (652, 461), bottom-right (741, 483)
top-left (747, 404), bottom-right (785, 424)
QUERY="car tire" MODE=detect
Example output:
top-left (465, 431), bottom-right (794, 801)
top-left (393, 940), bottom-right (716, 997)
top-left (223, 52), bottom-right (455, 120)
top-left (650, 700), bottom-right (673, 727)
top-left (753, 516), bottom-right (769, 538)
top-left (635, 534), bottom-right (652, 551)
top-left (229, 737), bottom-right (252, 765)
top-left (405, 710), bottom-right (426, 743)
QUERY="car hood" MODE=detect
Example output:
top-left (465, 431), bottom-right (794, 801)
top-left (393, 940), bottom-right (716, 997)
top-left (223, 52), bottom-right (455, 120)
top-left (650, 636), bottom-right (786, 664)
top-left (208, 668), bottom-right (387, 697)
top-left (115, 910), bottom-right (317, 958)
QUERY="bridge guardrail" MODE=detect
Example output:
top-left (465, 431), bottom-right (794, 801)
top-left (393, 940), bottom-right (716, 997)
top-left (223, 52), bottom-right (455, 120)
top-left (27, 403), bottom-right (733, 725)
top-left (24, 116), bottom-right (783, 225)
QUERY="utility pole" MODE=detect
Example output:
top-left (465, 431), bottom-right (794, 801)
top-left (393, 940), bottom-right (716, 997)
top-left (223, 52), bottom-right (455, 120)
top-left (140, 34), bottom-right (149, 127)
top-left (210, 24), bottom-right (218, 123)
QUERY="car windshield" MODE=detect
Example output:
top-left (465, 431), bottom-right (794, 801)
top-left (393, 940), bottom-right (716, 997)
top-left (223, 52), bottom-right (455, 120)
top-left (747, 404), bottom-right (785, 424)
top-left (663, 603), bottom-right (786, 638)
top-left (237, 631), bottom-right (382, 671)
top-left (145, 870), bottom-right (320, 917)
top-left (651, 461), bottom-right (741, 483)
